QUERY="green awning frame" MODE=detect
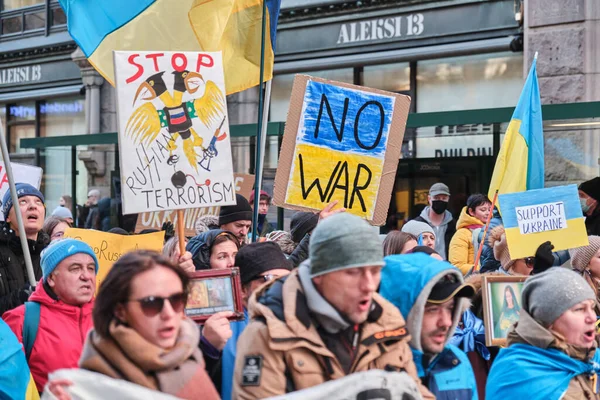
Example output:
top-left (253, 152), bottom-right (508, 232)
top-left (20, 101), bottom-right (600, 149)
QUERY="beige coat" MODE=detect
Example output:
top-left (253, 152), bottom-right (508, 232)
top-left (232, 269), bottom-right (433, 400)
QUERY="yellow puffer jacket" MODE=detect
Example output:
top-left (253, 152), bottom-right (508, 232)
top-left (449, 207), bottom-right (484, 275)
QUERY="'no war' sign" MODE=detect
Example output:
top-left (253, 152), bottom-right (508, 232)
top-left (273, 75), bottom-right (410, 225)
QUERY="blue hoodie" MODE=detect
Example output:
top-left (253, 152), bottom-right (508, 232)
top-left (380, 253), bottom-right (478, 400)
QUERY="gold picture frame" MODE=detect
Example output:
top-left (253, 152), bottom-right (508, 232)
top-left (482, 275), bottom-right (527, 347)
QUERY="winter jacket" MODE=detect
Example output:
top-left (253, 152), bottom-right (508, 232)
top-left (380, 253), bottom-right (478, 400)
top-left (0, 222), bottom-right (49, 315)
top-left (486, 308), bottom-right (600, 400)
top-left (478, 209), bottom-right (503, 273)
top-left (586, 210), bottom-right (600, 236)
top-left (2, 280), bottom-right (94, 392)
top-left (414, 207), bottom-right (456, 260)
top-left (232, 266), bottom-right (433, 400)
top-left (449, 207), bottom-right (484, 275)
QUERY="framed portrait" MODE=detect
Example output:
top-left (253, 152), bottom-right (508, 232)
top-left (482, 275), bottom-right (527, 346)
top-left (185, 267), bottom-right (245, 324)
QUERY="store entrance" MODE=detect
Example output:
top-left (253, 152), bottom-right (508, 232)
top-left (384, 156), bottom-right (495, 232)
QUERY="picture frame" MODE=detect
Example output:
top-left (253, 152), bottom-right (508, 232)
top-left (482, 275), bottom-right (527, 346)
top-left (185, 267), bottom-right (245, 324)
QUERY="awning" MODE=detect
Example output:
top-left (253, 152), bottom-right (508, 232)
top-left (274, 36), bottom-right (516, 74)
top-left (0, 84), bottom-right (82, 102)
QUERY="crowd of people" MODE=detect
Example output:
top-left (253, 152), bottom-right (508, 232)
top-left (0, 176), bottom-right (600, 399)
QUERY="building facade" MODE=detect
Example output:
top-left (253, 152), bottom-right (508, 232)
top-left (0, 0), bottom-right (597, 228)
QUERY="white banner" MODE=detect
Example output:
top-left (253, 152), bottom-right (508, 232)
top-left (114, 51), bottom-right (235, 214)
top-left (0, 161), bottom-right (42, 221)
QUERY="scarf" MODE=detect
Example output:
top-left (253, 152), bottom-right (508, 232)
top-left (449, 309), bottom-right (490, 360)
top-left (486, 343), bottom-right (600, 400)
top-left (79, 318), bottom-right (218, 399)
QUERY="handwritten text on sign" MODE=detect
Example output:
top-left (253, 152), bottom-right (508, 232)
top-left (516, 202), bottom-right (567, 234)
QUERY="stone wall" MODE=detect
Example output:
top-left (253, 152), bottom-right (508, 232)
top-left (526, 0), bottom-right (600, 184)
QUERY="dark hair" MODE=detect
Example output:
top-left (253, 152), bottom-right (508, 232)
top-left (61, 195), bottom-right (73, 210)
top-left (42, 216), bottom-right (72, 238)
top-left (93, 250), bottom-right (190, 339)
top-left (503, 285), bottom-right (521, 311)
top-left (383, 231), bottom-right (417, 256)
top-left (210, 231), bottom-right (240, 256)
top-left (466, 194), bottom-right (491, 216)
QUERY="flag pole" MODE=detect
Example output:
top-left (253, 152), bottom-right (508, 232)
top-left (0, 117), bottom-right (36, 286)
top-left (251, 0), bottom-right (269, 243)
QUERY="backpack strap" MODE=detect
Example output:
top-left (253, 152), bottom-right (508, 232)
top-left (22, 301), bottom-right (41, 361)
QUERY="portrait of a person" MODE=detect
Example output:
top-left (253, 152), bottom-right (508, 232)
top-left (494, 284), bottom-right (521, 338)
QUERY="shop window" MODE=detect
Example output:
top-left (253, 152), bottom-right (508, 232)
top-left (51, 5), bottom-right (65, 25)
top-left (363, 62), bottom-right (410, 93)
top-left (1, 0), bottom-right (43, 11)
top-left (23, 9), bottom-right (44, 30)
top-left (39, 97), bottom-right (85, 137)
top-left (270, 68), bottom-right (354, 123)
top-left (2, 14), bottom-right (21, 34)
top-left (416, 52), bottom-right (523, 112)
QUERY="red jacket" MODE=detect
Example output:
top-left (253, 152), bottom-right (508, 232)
top-left (2, 280), bottom-right (94, 392)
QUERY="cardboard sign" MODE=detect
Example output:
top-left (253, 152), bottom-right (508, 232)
top-left (498, 185), bottom-right (588, 258)
top-left (0, 162), bottom-right (43, 221)
top-left (63, 228), bottom-right (165, 288)
top-left (273, 75), bottom-right (410, 225)
top-left (114, 51), bottom-right (236, 214)
top-left (134, 173), bottom-right (255, 236)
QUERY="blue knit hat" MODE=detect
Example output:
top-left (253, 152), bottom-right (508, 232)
top-left (2, 183), bottom-right (44, 219)
top-left (41, 238), bottom-right (98, 280)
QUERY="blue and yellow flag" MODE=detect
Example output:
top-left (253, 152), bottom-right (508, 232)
top-left (58, 0), bottom-right (281, 95)
top-left (488, 58), bottom-right (544, 200)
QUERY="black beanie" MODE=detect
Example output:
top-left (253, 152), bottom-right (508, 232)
top-left (235, 241), bottom-right (293, 285)
top-left (290, 211), bottom-right (319, 243)
top-left (219, 194), bottom-right (253, 225)
top-left (579, 177), bottom-right (600, 202)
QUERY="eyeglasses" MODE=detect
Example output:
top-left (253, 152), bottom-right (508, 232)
top-left (255, 274), bottom-right (278, 283)
top-left (525, 257), bottom-right (535, 267)
top-left (129, 292), bottom-right (188, 317)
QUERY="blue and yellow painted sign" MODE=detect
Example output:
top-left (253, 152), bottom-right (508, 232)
top-left (274, 76), bottom-right (410, 224)
top-left (498, 184), bottom-right (588, 258)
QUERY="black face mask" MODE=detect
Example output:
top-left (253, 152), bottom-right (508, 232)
top-left (431, 200), bottom-right (448, 215)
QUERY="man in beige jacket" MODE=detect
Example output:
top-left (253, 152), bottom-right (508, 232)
top-left (233, 213), bottom-right (433, 399)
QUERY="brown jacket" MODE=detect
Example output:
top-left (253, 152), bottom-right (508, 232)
top-left (508, 309), bottom-right (600, 400)
top-left (232, 269), bottom-right (433, 400)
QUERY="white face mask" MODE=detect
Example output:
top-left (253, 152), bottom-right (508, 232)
top-left (581, 197), bottom-right (591, 214)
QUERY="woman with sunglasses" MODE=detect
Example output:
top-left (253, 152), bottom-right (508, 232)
top-left (489, 226), bottom-right (535, 276)
top-left (59, 250), bottom-right (219, 399)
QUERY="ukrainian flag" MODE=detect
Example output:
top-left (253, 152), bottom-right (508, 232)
top-left (58, 0), bottom-right (281, 95)
top-left (488, 57), bottom-right (544, 200)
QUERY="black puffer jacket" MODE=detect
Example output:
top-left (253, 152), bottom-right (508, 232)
top-left (0, 221), bottom-right (49, 315)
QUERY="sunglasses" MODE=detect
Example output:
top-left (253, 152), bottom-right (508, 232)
top-left (255, 274), bottom-right (278, 283)
top-left (525, 257), bottom-right (535, 267)
top-left (129, 292), bottom-right (188, 317)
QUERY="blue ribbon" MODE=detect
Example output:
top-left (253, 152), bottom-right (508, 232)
top-left (449, 309), bottom-right (490, 360)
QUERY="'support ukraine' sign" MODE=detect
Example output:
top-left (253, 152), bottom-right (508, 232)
top-left (273, 75), bottom-right (410, 225)
top-left (114, 51), bottom-right (235, 214)
top-left (498, 185), bottom-right (588, 258)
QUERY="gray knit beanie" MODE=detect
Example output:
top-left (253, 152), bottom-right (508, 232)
top-left (309, 213), bottom-right (384, 277)
top-left (570, 236), bottom-right (600, 271)
top-left (401, 220), bottom-right (434, 239)
top-left (522, 267), bottom-right (596, 327)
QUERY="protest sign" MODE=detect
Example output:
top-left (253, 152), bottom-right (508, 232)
top-left (63, 228), bottom-right (165, 288)
top-left (114, 51), bottom-right (236, 215)
top-left (498, 184), bottom-right (588, 258)
top-left (134, 173), bottom-right (255, 235)
top-left (0, 162), bottom-right (42, 221)
top-left (273, 75), bottom-right (410, 225)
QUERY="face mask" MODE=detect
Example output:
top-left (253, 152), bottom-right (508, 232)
top-left (581, 197), bottom-right (591, 214)
top-left (431, 200), bottom-right (448, 215)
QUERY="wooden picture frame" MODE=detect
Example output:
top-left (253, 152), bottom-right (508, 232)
top-left (185, 267), bottom-right (245, 324)
top-left (482, 275), bottom-right (527, 347)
